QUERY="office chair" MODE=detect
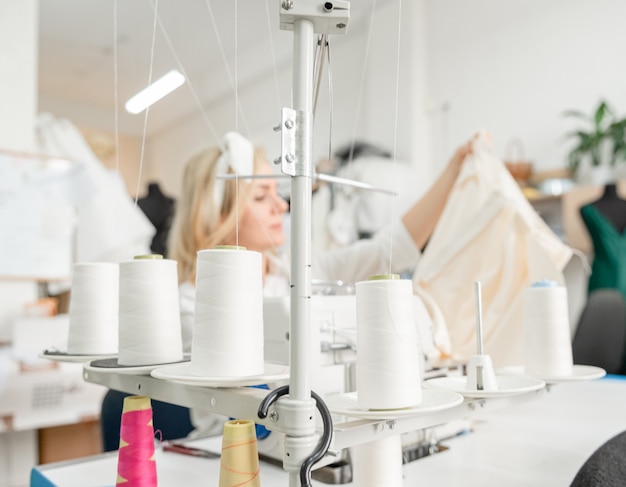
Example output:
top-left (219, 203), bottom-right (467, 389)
top-left (571, 430), bottom-right (626, 486)
top-left (572, 289), bottom-right (626, 375)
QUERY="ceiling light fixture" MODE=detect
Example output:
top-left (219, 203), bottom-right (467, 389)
top-left (125, 69), bottom-right (185, 114)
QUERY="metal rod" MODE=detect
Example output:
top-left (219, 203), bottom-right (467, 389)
top-left (290, 15), bottom-right (314, 404)
top-left (474, 281), bottom-right (484, 356)
top-left (316, 172), bottom-right (397, 195)
top-left (218, 172), bottom-right (397, 195)
top-left (312, 34), bottom-right (328, 115)
top-left (287, 17), bottom-right (315, 487)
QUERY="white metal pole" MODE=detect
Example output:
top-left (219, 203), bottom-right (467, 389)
top-left (288, 16), bottom-right (315, 487)
top-left (290, 17), bottom-right (314, 403)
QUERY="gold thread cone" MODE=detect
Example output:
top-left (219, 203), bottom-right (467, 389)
top-left (367, 274), bottom-right (400, 281)
top-left (219, 420), bottom-right (261, 487)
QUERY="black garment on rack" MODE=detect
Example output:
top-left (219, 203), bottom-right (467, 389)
top-left (137, 182), bottom-right (175, 256)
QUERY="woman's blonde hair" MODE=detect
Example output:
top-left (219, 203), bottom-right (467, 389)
top-left (168, 145), bottom-right (267, 283)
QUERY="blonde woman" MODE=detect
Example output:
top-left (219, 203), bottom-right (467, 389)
top-left (169, 131), bottom-right (472, 353)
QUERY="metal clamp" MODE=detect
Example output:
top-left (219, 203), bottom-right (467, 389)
top-left (274, 107), bottom-right (314, 177)
top-left (258, 385), bottom-right (333, 487)
top-left (280, 0), bottom-right (350, 35)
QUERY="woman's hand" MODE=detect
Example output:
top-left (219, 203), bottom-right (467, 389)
top-left (401, 136), bottom-right (475, 250)
top-left (449, 140), bottom-right (473, 170)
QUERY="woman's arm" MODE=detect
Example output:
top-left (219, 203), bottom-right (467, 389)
top-left (312, 139), bottom-right (473, 284)
top-left (401, 140), bottom-right (472, 250)
top-left (312, 221), bottom-right (420, 284)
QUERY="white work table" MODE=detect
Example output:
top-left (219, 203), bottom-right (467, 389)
top-left (409, 375), bottom-right (625, 486)
top-left (32, 376), bottom-right (625, 487)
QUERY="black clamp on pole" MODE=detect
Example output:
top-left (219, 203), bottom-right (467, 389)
top-left (258, 385), bottom-right (333, 487)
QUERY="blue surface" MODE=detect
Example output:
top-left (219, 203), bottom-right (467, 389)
top-left (30, 468), bottom-right (56, 487)
top-left (30, 466), bottom-right (114, 487)
top-left (604, 374), bottom-right (626, 381)
top-left (531, 279), bottom-right (558, 287)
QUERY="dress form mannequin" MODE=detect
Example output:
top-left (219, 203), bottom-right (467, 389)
top-left (589, 183), bottom-right (626, 233)
top-left (580, 182), bottom-right (626, 299)
top-left (137, 182), bottom-right (175, 256)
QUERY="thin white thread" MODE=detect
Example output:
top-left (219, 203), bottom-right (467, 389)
top-left (248, 189), bottom-right (285, 254)
top-left (113, 0), bottom-right (120, 175)
top-left (388, 0), bottom-right (403, 274)
top-left (346, 0), bottom-right (378, 178)
top-left (264, 0), bottom-right (282, 109)
top-left (150, 0), bottom-right (223, 149)
top-left (235, 176), bottom-right (239, 247)
top-left (234, 0), bottom-right (239, 135)
top-left (327, 39), bottom-right (334, 162)
top-left (133, 0), bottom-right (160, 206)
top-left (202, 0), bottom-right (252, 139)
top-left (235, 0), bottom-right (239, 246)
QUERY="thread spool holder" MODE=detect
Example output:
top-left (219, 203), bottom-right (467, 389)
top-left (465, 282), bottom-right (498, 391)
top-left (81, 2), bottom-right (548, 486)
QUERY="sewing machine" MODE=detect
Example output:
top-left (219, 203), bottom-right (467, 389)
top-left (264, 283), bottom-right (358, 398)
top-left (260, 283), bottom-right (453, 482)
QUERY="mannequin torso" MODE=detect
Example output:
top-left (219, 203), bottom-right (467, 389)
top-left (137, 182), bottom-right (175, 255)
top-left (588, 183), bottom-right (626, 234)
top-left (580, 183), bottom-right (626, 298)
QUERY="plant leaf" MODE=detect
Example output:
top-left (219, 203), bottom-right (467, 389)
top-left (562, 109), bottom-right (589, 120)
top-left (594, 101), bottom-right (609, 128)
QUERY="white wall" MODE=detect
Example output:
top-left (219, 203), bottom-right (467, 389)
top-left (143, 0), bottom-right (626, 196)
top-left (426, 0), bottom-right (626, 172)
top-left (148, 0), bottom-right (434, 198)
top-left (0, 1), bottom-right (38, 152)
top-left (0, 4), bottom-right (45, 486)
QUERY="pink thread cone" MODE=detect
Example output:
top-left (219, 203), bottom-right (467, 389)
top-left (116, 396), bottom-right (157, 487)
top-left (219, 420), bottom-right (261, 487)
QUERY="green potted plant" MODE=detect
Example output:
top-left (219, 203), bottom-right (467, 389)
top-left (564, 100), bottom-right (626, 183)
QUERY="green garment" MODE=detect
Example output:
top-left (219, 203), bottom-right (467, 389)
top-left (581, 204), bottom-right (626, 299)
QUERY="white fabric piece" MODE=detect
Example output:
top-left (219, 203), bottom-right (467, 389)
top-left (36, 113), bottom-right (153, 263)
top-left (212, 131), bottom-right (254, 209)
top-left (413, 134), bottom-right (573, 367)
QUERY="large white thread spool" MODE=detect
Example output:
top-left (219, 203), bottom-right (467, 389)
top-left (352, 435), bottom-right (403, 487)
top-left (191, 247), bottom-right (264, 377)
top-left (67, 262), bottom-right (119, 354)
top-left (524, 280), bottom-right (573, 377)
top-left (118, 255), bottom-right (183, 366)
top-left (356, 275), bottom-right (422, 410)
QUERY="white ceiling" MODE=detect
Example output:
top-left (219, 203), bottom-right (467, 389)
top-left (38, 0), bottom-right (377, 137)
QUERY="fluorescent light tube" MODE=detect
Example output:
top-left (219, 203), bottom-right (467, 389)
top-left (125, 69), bottom-right (185, 114)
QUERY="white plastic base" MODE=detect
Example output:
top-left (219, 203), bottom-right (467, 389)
top-left (466, 354), bottom-right (499, 391)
